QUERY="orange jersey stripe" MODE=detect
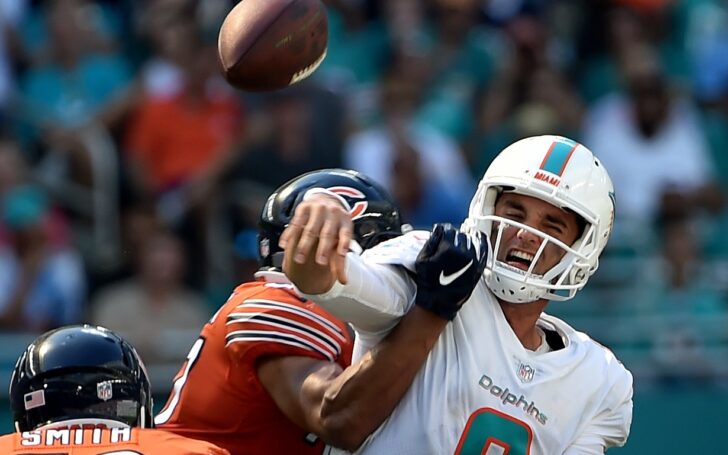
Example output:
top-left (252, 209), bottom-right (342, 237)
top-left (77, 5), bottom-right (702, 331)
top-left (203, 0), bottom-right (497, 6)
top-left (156, 280), bottom-right (353, 455)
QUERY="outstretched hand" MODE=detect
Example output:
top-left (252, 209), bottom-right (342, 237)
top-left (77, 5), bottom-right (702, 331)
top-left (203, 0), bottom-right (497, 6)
top-left (280, 192), bottom-right (354, 293)
top-left (414, 224), bottom-right (489, 320)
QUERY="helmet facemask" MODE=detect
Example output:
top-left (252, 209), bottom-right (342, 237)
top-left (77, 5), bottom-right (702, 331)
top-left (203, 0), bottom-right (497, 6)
top-left (480, 211), bottom-right (598, 303)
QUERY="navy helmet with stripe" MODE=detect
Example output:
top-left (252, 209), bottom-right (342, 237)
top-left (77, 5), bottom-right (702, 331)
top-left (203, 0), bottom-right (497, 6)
top-left (10, 325), bottom-right (153, 431)
top-left (258, 169), bottom-right (404, 270)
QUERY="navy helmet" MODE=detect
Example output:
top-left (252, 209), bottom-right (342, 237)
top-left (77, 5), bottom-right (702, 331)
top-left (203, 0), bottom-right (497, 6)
top-left (258, 169), bottom-right (403, 270)
top-left (10, 325), bottom-right (153, 431)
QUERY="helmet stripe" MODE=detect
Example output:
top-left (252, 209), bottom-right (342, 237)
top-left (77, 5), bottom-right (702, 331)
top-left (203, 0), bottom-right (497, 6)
top-left (539, 139), bottom-right (579, 176)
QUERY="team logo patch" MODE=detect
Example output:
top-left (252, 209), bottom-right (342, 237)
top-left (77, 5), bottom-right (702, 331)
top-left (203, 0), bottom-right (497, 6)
top-left (517, 362), bottom-right (535, 383)
top-left (97, 381), bottom-right (113, 401)
top-left (326, 186), bottom-right (368, 220)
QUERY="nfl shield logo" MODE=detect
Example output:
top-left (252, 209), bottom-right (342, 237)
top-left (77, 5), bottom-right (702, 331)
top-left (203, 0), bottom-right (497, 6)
top-left (518, 363), bottom-right (535, 383)
top-left (97, 381), bottom-right (113, 401)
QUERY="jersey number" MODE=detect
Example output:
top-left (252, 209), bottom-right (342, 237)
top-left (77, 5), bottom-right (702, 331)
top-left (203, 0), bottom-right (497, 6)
top-left (154, 337), bottom-right (206, 425)
top-left (454, 408), bottom-right (533, 455)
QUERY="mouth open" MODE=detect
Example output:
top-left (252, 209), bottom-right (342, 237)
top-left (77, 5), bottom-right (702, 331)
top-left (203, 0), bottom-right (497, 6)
top-left (504, 249), bottom-right (535, 271)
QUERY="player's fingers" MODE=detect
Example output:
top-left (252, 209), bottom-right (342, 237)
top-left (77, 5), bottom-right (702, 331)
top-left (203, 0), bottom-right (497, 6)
top-left (294, 206), bottom-right (325, 263)
top-left (316, 217), bottom-right (340, 265)
top-left (336, 222), bottom-right (354, 257)
top-left (280, 204), bottom-right (311, 249)
top-left (331, 222), bottom-right (352, 283)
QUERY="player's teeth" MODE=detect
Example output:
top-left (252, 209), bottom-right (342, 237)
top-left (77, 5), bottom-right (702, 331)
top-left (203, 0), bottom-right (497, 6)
top-left (512, 251), bottom-right (534, 262)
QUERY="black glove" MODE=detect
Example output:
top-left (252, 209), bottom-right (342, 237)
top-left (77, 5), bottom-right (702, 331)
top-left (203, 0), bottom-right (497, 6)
top-left (414, 224), bottom-right (488, 321)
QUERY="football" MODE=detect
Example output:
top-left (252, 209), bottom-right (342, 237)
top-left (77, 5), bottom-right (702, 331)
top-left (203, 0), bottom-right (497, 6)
top-left (218, 0), bottom-right (328, 91)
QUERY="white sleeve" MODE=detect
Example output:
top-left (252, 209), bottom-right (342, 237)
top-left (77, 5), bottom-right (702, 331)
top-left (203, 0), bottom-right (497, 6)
top-left (300, 252), bottom-right (416, 333)
top-left (299, 231), bottom-right (429, 334)
top-left (564, 367), bottom-right (634, 454)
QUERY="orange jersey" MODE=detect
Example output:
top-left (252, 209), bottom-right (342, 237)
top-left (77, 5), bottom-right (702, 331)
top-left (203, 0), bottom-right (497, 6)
top-left (0, 427), bottom-right (229, 454)
top-left (156, 276), bottom-right (353, 455)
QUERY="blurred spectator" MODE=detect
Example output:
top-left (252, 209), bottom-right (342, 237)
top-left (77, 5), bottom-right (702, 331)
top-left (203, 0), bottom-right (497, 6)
top-left (135, 5), bottom-right (198, 100)
top-left (344, 59), bottom-right (473, 227)
top-left (124, 42), bottom-right (242, 208)
top-left (685, 0), bottom-right (728, 105)
top-left (316, 0), bottom-right (388, 106)
top-left (639, 216), bottom-right (725, 383)
top-left (0, 184), bottom-right (85, 331)
top-left (684, 1), bottom-right (728, 197)
top-left (468, 9), bottom-right (583, 175)
top-left (577, 5), bottom-right (690, 103)
top-left (471, 63), bottom-right (584, 177)
top-left (641, 214), bottom-right (726, 315)
top-left (414, 0), bottom-right (500, 141)
top-left (582, 43), bottom-right (721, 225)
top-left (229, 84), bottom-right (344, 193)
top-left (577, 6), bottom-right (644, 104)
top-left (123, 38), bottom-right (243, 292)
top-left (91, 229), bottom-right (208, 363)
top-left (0, 134), bottom-right (70, 247)
top-left (15, 0), bottom-right (134, 145)
top-left (15, 0), bottom-right (123, 60)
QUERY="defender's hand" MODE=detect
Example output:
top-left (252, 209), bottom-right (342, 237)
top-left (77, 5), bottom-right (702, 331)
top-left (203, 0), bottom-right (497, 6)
top-left (280, 192), bottom-right (353, 292)
top-left (414, 224), bottom-right (488, 320)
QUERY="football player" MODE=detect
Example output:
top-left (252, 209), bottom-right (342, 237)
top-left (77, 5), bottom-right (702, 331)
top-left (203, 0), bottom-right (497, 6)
top-left (155, 169), bottom-right (482, 454)
top-left (283, 136), bottom-right (634, 454)
top-left (0, 324), bottom-right (229, 454)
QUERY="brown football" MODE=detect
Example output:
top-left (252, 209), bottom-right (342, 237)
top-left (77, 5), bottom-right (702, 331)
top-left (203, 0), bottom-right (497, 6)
top-left (218, 0), bottom-right (328, 91)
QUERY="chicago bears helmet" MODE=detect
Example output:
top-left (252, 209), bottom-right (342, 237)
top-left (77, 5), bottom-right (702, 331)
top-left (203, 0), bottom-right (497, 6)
top-left (9, 325), bottom-right (153, 431)
top-left (462, 135), bottom-right (615, 303)
top-left (258, 169), bottom-right (404, 270)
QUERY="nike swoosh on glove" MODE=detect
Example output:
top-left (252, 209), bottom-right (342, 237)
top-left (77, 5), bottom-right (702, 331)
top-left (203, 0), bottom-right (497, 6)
top-left (414, 223), bottom-right (488, 321)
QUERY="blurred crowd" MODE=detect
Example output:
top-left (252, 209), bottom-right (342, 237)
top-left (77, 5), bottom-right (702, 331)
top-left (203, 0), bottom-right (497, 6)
top-left (0, 0), bottom-right (727, 386)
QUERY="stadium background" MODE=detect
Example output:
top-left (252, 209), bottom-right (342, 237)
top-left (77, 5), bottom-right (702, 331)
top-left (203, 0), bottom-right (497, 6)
top-left (0, 0), bottom-right (727, 452)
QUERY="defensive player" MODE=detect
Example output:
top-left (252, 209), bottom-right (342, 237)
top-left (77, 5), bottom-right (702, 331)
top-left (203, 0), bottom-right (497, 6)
top-left (283, 136), bottom-right (634, 454)
top-left (155, 169), bottom-right (483, 454)
top-left (0, 324), bottom-right (229, 455)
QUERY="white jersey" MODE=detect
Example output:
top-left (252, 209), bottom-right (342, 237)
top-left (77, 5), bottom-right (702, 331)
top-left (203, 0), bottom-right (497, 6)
top-left (305, 232), bottom-right (633, 455)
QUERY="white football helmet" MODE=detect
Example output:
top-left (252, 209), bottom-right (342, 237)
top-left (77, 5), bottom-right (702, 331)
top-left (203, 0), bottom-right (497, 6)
top-left (462, 135), bottom-right (615, 303)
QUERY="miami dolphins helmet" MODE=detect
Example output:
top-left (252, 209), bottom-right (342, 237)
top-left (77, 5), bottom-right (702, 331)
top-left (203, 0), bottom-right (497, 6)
top-left (463, 135), bottom-right (615, 303)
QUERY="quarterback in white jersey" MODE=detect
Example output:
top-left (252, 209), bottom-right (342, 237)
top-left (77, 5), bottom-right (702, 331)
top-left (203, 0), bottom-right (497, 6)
top-left (282, 135), bottom-right (633, 454)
